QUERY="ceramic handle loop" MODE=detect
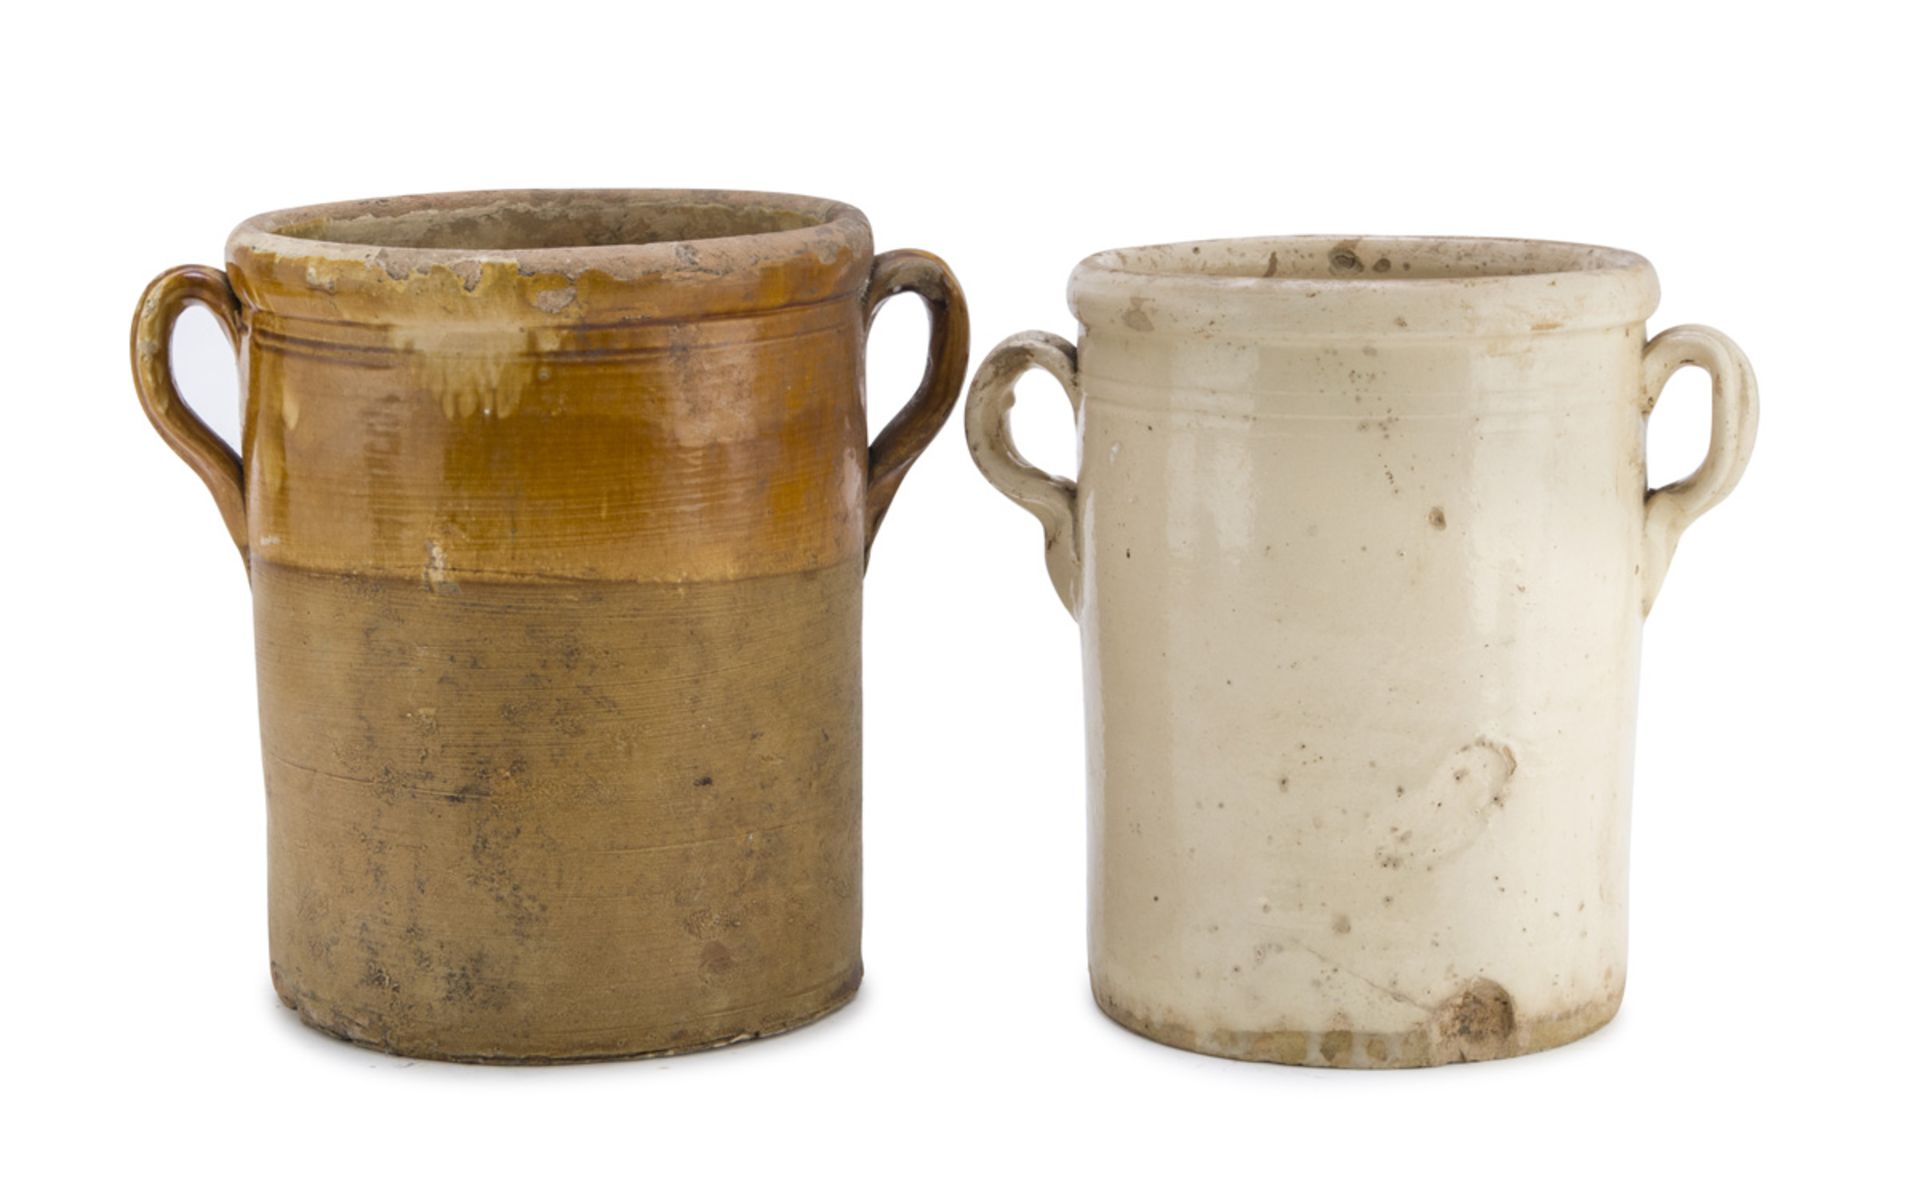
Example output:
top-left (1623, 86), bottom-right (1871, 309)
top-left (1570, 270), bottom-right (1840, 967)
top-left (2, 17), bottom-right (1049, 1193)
top-left (130, 265), bottom-right (248, 568)
top-left (1640, 324), bottom-right (1759, 613)
top-left (863, 249), bottom-right (970, 562)
top-left (965, 330), bottom-right (1083, 617)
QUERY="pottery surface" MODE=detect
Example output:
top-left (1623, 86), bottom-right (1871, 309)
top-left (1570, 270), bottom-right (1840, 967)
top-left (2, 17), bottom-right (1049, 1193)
top-left (131, 189), bottom-right (968, 1061)
top-left (966, 236), bottom-right (1756, 1067)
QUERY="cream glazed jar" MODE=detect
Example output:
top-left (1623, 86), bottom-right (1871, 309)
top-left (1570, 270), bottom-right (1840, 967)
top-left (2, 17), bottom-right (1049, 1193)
top-left (966, 237), bottom-right (1757, 1067)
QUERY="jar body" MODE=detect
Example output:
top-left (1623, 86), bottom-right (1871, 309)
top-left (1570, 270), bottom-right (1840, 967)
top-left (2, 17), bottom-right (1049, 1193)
top-left (1076, 321), bottom-right (1648, 1066)
top-left (233, 219), bottom-right (871, 1061)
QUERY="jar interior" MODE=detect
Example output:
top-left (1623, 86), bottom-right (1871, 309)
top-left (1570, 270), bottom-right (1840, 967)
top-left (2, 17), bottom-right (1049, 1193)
top-left (269, 197), bottom-right (829, 252)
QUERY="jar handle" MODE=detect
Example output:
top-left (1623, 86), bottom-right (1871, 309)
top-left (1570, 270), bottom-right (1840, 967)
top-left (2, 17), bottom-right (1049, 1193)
top-left (1640, 324), bottom-right (1759, 613)
top-left (863, 249), bottom-right (970, 563)
top-left (130, 265), bottom-right (248, 569)
top-left (964, 330), bottom-right (1083, 618)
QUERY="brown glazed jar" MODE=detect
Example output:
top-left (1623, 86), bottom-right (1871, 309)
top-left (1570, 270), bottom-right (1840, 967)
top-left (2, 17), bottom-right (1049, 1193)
top-left (130, 190), bottom-right (968, 1061)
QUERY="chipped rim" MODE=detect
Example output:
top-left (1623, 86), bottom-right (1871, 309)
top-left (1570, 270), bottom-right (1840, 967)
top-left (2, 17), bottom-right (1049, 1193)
top-left (225, 188), bottom-right (875, 320)
top-left (230, 187), bottom-right (868, 278)
top-left (1069, 235), bottom-right (1660, 339)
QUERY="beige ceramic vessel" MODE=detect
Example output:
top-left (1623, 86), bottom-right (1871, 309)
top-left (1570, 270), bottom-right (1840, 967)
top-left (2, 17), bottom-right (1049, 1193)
top-left (967, 236), bottom-right (1757, 1067)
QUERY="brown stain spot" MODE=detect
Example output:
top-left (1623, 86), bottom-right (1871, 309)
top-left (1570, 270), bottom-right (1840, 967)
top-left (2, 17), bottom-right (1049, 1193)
top-left (1397, 1026), bottom-right (1432, 1063)
top-left (1371, 256), bottom-right (1392, 273)
top-left (1428, 506), bottom-right (1447, 530)
top-left (1122, 297), bottom-right (1155, 332)
top-left (1319, 1030), bottom-right (1354, 1065)
top-left (693, 774), bottom-right (714, 788)
top-left (1532, 320), bottom-right (1563, 331)
top-left (699, 941), bottom-right (734, 976)
top-left (1263, 251), bottom-right (1281, 278)
top-left (1365, 1035), bottom-right (1390, 1062)
top-left (1248, 1030), bottom-right (1310, 1064)
top-left (1331, 913), bottom-right (1352, 935)
top-left (1328, 245), bottom-right (1364, 276)
top-left (1432, 978), bottom-right (1517, 1062)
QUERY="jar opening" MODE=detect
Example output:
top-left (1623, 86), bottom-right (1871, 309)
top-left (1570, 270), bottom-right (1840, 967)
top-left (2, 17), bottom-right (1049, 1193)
top-left (1085, 236), bottom-right (1649, 284)
top-left (267, 196), bottom-right (834, 253)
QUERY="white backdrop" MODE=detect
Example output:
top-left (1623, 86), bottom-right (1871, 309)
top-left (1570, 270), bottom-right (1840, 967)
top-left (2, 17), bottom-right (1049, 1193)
top-left (6, 2), bottom-right (1912, 1196)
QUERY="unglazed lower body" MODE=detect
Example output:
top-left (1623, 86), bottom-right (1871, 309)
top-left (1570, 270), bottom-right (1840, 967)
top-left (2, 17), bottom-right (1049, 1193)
top-left (254, 559), bottom-right (863, 1062)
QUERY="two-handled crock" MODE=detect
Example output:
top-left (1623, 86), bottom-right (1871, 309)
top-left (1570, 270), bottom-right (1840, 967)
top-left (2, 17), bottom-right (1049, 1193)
top-left (967, 236), bottom-right (1756, 1066)
top-left (132, 190), bottom-right (967, 1062)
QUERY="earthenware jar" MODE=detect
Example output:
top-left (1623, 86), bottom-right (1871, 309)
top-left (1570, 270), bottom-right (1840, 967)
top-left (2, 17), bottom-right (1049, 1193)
top-left (966, 236), bottom-right (1756, 1067)
top-left (131, 189), bottom-right (968, 1061)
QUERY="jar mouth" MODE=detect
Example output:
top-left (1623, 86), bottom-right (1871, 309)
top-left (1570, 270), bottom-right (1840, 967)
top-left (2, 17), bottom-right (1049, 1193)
top-left (245, 189), bottom-right (852, 252)
top-left (1070, 235), bottom-right (1660, 338)
top-left (228, 188), bottom-right (870, 285)
top-left (1080, 235), bottom-right (1649, 284)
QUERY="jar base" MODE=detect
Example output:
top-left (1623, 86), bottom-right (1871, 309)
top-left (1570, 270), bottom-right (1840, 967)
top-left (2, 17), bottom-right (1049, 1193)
top-left (272, 961), bottom-right (862, 1064)
top-left (1092, 977), bottom-right (1622, 1069)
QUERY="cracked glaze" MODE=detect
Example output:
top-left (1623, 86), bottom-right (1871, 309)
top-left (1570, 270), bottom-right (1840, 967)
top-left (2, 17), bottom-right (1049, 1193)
top-left (968, 236), bottom-right (1757, 1067)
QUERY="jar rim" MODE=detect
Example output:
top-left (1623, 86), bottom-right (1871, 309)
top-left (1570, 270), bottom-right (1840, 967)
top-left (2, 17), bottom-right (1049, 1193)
top-left (1069, 235), bottom-right (1660, 338)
